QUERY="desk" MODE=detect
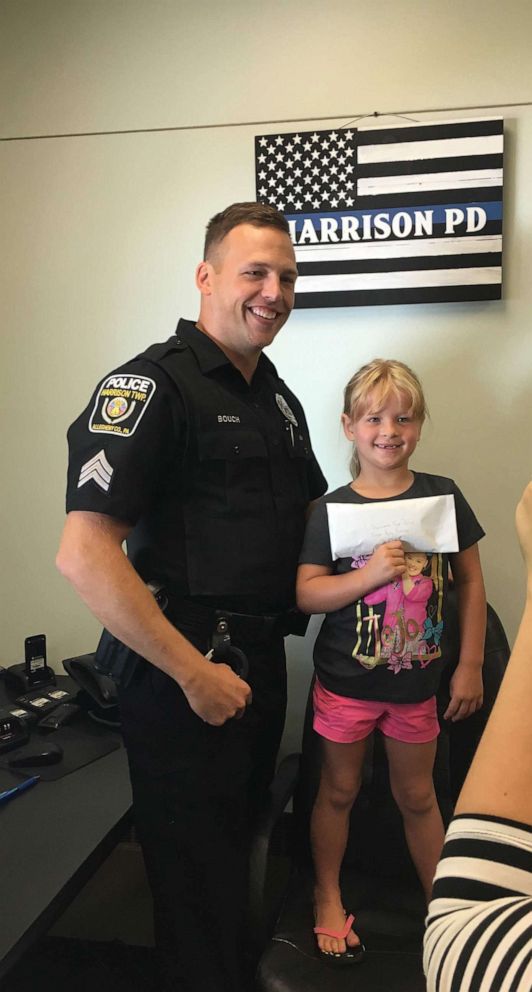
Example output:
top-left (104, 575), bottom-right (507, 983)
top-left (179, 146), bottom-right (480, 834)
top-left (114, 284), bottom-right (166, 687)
top-left (0, 679), bottom-right (132, 981)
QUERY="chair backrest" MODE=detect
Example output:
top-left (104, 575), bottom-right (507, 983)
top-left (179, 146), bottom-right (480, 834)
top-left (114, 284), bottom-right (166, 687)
top-left (294, 594), bottom-right (510, 881)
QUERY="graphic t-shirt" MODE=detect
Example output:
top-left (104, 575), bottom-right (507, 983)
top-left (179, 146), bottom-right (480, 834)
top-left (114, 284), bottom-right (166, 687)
top-left (299, 473), bottom-right (484, 703)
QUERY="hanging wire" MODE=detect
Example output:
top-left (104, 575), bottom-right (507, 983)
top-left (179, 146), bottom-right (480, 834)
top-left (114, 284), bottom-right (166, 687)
top-left (339, 111), bottom-right (420, 129)
top-left (1, 100), bottom-right (530, 143)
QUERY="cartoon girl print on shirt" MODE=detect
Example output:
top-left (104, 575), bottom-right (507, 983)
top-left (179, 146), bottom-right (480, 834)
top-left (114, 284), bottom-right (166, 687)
top-left (351, 552), bottom-right (444, 673)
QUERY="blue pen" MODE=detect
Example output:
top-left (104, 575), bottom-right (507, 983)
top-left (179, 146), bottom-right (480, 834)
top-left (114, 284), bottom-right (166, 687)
top-left (0, 775), bottom-right (40, 805)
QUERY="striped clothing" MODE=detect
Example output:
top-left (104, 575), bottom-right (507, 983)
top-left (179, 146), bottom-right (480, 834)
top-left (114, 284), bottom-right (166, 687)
top-left (424, 815), bottom-right (532, 992)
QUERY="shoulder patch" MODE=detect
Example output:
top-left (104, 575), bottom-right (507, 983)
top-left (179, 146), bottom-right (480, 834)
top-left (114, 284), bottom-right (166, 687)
top-left (89, 373), bottom-right (156, 438)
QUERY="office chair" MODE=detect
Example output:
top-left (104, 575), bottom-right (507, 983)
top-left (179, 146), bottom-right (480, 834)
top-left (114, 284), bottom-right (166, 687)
top-left (62, 653), bottom-right (120, 727)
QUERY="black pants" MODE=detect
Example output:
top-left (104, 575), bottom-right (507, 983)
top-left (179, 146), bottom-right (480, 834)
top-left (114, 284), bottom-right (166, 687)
top-left (118, 624), bottom-right (287, 992)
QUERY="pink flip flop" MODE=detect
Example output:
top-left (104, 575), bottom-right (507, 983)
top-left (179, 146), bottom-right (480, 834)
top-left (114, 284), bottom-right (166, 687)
top-left (313, 912), bottom-right (365, 965)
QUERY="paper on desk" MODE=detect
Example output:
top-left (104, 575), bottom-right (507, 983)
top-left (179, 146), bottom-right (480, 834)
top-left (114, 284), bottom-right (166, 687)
top-left (326, 494), bottom-right (458, 559)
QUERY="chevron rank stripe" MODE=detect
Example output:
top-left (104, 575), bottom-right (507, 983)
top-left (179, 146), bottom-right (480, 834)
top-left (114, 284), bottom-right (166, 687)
top-left (77, 449), bottom-right (114, 492)
top-left (254, 116), bottom-right (503, 308)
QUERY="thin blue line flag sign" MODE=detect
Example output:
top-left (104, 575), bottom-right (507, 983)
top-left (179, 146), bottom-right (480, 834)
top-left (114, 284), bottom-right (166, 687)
top-left (254, 117), bottom-right (503, 308)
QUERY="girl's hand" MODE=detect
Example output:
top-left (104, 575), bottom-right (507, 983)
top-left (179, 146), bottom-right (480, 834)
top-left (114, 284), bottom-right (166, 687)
top-left (444, 664), bottom-right (484, 721)
top-left (366, 541), bottom-right (406, 587)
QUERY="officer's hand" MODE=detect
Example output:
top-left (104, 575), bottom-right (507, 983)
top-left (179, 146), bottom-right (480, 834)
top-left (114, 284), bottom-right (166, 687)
top-left (184, 660), bottom-right (252, 726)
top-left (365, 541), bottom-right (406, 587)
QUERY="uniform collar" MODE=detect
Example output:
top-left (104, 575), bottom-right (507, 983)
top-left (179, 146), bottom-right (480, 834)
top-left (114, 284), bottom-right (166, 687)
top-left (175, 318), bottom-right (278, 380)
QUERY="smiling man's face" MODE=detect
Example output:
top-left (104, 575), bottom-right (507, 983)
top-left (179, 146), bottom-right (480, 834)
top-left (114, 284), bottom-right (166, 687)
top-left (196, 223), bottom-right (298, 360)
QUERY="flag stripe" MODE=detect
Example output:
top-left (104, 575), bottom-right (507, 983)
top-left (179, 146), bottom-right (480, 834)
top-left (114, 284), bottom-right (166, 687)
top-left (297, 266), bottom-right (501, 292)
top-left (357, 118), bottom-right (503, 145)
top-left (292, 221), bottom-right (502, 246)
top-left (294, 284), bottom-right (502, 308)
top-left (358, 169), bottom-right (502, 196)
top-left (357, 153), bottom-right (503, 177)
top-left (288, 208), bottom-right (502, 242)
top-left (294, 235), bottom-right (502, 263)
top-left (359, 135), bottom-right (503, 164)
top-left (297, 253), bottom-right (501, 276)
top-left (351, 188), bottom-right (503, 208)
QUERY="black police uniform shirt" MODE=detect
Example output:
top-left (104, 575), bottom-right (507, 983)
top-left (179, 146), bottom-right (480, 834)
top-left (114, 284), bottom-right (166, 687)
top-left (299, 473), bottom-right (484, 703)
top-left (66, 319), bottom-right (327, 614)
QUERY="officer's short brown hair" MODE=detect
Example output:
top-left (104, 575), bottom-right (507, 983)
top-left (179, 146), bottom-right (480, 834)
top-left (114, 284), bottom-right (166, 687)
top-left (204, 202), bottom-right (290, 260)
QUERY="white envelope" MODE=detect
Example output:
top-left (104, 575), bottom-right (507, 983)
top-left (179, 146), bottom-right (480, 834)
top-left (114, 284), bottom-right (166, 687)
top-left (326, 494), bottom-right (459, 559)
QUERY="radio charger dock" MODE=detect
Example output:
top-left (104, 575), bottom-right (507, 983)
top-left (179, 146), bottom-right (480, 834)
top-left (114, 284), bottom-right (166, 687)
top-left (4, 663), bottom-right (56, 695)
top-left (5, 634), bottom-right (56, 694)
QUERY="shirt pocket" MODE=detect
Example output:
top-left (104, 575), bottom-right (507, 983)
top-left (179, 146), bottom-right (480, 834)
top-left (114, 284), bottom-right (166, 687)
top-left (281, 425), bottom-right (313, 505)
top-left (195, 428), bottom-right (270, 516)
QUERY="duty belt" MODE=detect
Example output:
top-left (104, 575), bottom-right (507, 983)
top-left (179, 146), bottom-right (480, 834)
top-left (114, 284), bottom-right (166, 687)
top-left (166, 597), bottom-right (308, 641)
top-left (94, 587), bottom-right (308, 689)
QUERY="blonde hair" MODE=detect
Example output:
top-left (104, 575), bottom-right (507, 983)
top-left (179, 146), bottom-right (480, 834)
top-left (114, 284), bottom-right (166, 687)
top-left (343, 359), bottom-right (427, 479)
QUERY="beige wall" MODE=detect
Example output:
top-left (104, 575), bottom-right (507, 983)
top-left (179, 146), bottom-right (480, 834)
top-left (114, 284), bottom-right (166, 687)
top-left (1, 0), bottom-right (531, 755)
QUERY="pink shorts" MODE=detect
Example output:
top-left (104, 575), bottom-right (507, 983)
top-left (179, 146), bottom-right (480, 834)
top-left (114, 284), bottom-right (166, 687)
top-left (313, 679), bottom-right (439, 744)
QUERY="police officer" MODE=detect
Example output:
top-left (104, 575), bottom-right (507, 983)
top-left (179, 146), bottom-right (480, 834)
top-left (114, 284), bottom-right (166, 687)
top-left (57, 202), bottom-right (326, 992)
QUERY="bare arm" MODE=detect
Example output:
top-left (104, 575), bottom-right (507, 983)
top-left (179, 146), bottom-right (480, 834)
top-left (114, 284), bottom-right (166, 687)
top-left (56, 511), bottom-right (251, 725)
top-left (296, 541), bottom-right (406, 614)
top-left (444, 543), bottom-right (487, 721)
top-left (455, 482), bottom-right (532, 822)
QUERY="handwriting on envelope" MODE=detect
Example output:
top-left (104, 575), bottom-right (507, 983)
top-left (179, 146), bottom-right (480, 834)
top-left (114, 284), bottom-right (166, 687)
top-left (326, 495), bottom-right (458, 560)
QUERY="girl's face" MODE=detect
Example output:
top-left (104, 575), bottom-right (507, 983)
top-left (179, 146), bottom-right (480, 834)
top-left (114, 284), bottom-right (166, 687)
top-left (342, 389), bottom-right (422, 476)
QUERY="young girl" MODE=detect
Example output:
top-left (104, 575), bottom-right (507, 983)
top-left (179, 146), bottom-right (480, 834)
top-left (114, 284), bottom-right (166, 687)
top-left (297, 359), bottom-right (486, 964)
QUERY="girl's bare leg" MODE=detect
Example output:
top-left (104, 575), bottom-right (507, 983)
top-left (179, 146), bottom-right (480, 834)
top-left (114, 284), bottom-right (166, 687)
top-left (311, 736), bottom-right (368, 953)
top-left (384, 737), bottom-right (445, 903)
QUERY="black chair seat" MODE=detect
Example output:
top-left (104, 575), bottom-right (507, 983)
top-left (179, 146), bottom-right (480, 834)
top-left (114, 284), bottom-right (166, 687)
top-left (258, 863), bottom-right (426, 992)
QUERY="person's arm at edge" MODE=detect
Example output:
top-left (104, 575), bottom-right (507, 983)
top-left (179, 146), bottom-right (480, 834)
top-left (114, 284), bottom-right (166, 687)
top-left (454, 481), bottom-right (532, 822)
top-left (444, 543), bottom-right (487, 721)
top-left (56, 510), bottom-right (251, 725)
